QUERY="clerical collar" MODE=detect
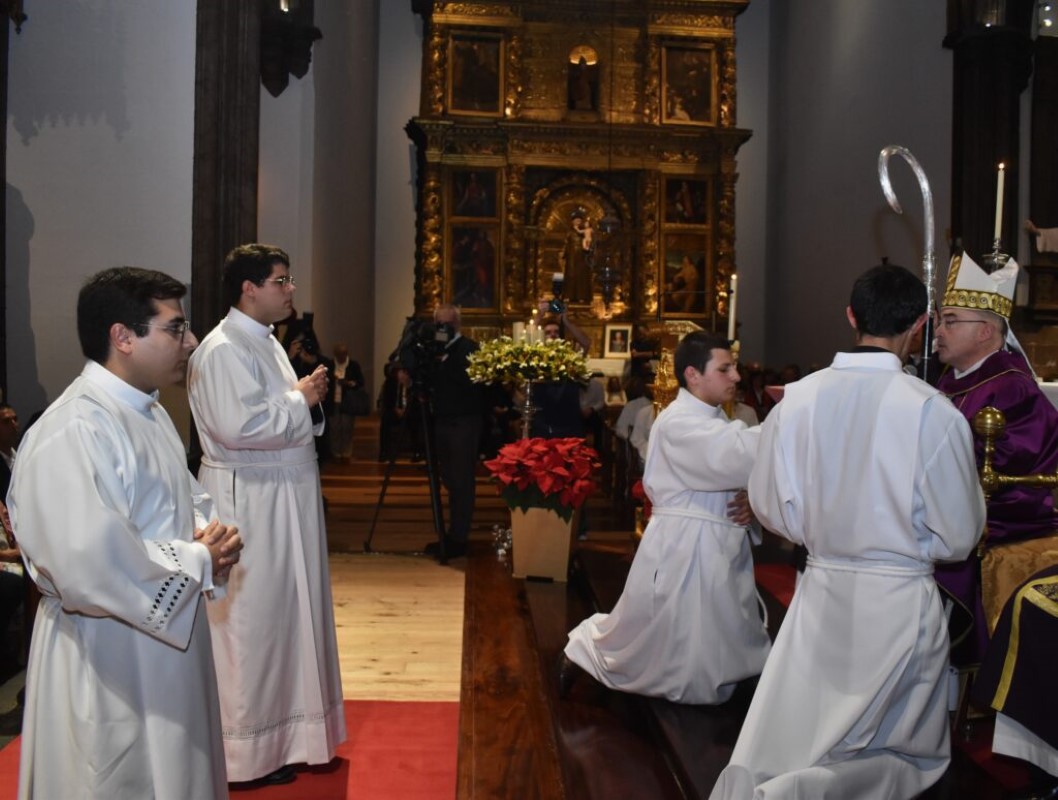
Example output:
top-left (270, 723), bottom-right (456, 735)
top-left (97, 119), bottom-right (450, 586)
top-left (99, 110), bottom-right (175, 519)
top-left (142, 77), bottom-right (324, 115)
top-left (850, 345), bottom-right (891, 354)
top-left (82, 359), bottom-right (159, 413)
top-left (952, 348), bottom-right (1002, 380)
top-left (226, 306), bottom-right (273, 338)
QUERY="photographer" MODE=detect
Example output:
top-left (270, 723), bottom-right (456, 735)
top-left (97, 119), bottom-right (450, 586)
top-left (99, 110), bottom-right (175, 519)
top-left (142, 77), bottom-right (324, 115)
top-left (423, 304), bottom-right (484, 559)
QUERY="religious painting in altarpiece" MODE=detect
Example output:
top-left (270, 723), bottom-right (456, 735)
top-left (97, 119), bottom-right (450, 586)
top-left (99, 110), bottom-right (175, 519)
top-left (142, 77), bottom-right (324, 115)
top-left (662, 232), bottom-right (711, 319)
top-left (661, 42), bottom-right (718, 127)
top-left (448, 32), bottom-right (503, 117)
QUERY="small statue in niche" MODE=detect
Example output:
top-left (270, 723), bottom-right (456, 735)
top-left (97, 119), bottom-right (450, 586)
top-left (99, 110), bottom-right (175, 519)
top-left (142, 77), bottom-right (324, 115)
top-left (567, 46), bottom-right (599, 112)
top-left (559, 209), bottom-right (595, 303)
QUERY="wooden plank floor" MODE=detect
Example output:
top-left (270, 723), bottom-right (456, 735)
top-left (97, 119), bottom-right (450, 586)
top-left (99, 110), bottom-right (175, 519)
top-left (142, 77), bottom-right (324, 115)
top-left (322, 415), bottom-right (630, 705)
top-left (330, 553), bottom-right (464, 702)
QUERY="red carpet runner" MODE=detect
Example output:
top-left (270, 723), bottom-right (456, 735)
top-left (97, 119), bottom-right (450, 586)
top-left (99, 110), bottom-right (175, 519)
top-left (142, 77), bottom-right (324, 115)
top-left (0, 699), bottom-right (459, 799)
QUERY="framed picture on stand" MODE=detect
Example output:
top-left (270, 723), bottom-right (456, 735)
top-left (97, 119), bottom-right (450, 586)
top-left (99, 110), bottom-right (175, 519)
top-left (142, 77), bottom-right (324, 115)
top-left (603, 323), bottom-right (633, 359)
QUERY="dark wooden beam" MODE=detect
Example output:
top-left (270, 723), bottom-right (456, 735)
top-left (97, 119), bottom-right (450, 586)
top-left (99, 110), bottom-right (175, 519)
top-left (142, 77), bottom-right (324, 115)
top-left (191, 0), bottom-right (261, 333)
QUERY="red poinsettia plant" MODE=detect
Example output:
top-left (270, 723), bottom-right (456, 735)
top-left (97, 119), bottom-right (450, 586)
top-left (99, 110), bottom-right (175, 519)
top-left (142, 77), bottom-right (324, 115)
top-left (483, 437), bottom-right (600, 522)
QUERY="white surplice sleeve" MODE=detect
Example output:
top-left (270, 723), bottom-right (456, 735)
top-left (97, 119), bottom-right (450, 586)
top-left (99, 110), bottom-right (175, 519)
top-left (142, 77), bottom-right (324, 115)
top-left (655, 410), bottom-right (760, 492)
top-left (189, 337), bottom-right (314, 451)
top-left (748, 402), bottom-right (805, 545)
top-left (10, 413), bottom-right (208, 651)
top-left (916, 397), bottom-right (986, 562)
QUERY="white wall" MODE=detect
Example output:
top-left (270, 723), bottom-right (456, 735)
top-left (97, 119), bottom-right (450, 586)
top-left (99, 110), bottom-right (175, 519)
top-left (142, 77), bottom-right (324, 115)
top-left (763, 0), bottom-right (953, 369)
top-left (734, 0), bottom-right (770, 365)
top-left (259, 78), bottom-right (317, 314)
top-left (6, 1), bottom-right (196, 424)
top-left (373, 3), bottom-right (423, 389)
top-left (310, 0), bottom-right (379, 389)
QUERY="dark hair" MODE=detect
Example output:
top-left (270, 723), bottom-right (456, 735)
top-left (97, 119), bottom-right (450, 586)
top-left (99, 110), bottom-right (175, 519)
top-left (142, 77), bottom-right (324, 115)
top-left (623, 374), bottom-right (647, 401)
top-left (77, 267), bottom-right (187, 364)
top-left (221, 243), bottom-right (290, 308)
top-left (849, 264), bottom-right (926, 337)
top-left (674, 331), bottom-right (730, 388)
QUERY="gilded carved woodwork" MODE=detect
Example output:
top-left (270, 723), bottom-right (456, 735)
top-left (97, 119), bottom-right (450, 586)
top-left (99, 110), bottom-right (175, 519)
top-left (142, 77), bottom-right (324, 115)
top-left (643, 37), bottom-right (661, 125)
top-left (502, 164), bottom-right (527, 312)
top-left (425, 24), bottom-right (447, 116)
top-left (718, 41), bottom-right (737, 128)
top-left (418, 165), bottom-right (445, 313)
top-left (504, 32), bottom-right (523, 118)
top-left (640, 176), bottom-right (660, 317)
top-left (409, 0), bottom-right (751, 337)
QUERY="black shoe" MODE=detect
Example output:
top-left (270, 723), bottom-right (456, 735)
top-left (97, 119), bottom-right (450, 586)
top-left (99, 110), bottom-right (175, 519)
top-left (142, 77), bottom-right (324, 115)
top-left (255, 765), bottom-right (297, 786)
top-left (557, 652), bottom-right (582, 698)
top-left (424, 537), bottom-right (467, 559)
top-left (1007, 779), bottom-right (1058, 800)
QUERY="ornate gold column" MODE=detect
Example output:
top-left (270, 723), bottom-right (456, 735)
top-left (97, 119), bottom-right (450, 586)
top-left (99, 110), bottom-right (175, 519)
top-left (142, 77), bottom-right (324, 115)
top-left (502, 164), bottom-right (526, 314)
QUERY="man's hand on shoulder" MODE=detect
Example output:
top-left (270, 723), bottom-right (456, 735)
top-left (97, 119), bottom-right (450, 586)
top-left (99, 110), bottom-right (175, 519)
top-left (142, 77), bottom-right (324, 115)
top-left (727, 490), bottom-right (755, 527)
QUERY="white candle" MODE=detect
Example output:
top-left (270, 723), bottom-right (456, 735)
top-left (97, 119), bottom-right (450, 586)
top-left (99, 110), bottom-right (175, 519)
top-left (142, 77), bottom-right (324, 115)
top-left (512, 321), bottom-right (525, 341)
top-left (527, 320), bottom-right (537, 343)
top-left (994, 163), bottom-right (1005, 241)
top-left (727, 274), bottom-right (738, 341)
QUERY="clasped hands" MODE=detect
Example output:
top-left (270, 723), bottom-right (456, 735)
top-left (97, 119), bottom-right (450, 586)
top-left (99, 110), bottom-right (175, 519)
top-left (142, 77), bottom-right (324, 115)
top-left (297, 364), bottom-right (329, 407)
top-left (195, 520), bottom-right (243, 581)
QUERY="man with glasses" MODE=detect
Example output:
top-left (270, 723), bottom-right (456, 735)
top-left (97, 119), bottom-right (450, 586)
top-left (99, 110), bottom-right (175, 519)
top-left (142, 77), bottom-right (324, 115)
top-left (9, 267), bottom-right (242, 799)
top-left (933, 254), bottom-right (1058, 797)
top-left (188, 244), bottom-right (345, 787)
top-left (933, 253), bottom-right (1058, 664)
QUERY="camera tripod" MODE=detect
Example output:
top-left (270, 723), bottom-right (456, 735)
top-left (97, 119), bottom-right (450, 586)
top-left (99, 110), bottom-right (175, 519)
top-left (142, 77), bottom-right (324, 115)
top-left (363, 383), bottom-right (449, 562)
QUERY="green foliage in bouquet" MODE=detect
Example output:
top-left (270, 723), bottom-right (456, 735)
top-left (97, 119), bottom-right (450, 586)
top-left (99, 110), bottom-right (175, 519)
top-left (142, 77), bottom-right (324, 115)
top-left (467, 337), bottom-right (592, 386)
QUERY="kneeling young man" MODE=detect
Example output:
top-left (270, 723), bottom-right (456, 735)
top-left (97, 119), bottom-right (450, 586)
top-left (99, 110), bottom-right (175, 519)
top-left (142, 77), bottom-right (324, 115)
top-left (711, 264), bottom-right (985, 800)
top-left (561, 331), bottom-right (769, 704)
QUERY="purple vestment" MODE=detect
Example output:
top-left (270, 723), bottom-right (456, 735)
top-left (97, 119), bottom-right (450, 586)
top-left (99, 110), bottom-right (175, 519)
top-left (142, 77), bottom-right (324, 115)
top-left (974, 564), bottom-right (1058, 750)
top-left (935, 349), bottom-right (1058, 663)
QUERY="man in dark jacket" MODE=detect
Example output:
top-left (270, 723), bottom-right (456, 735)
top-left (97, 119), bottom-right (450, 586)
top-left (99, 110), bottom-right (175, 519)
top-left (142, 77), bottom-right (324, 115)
top-left (425, 304), bottom-right (484, 558)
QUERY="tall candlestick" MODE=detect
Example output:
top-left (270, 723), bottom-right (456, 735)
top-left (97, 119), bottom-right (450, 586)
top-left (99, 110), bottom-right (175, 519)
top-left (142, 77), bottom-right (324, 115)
top-left (512, 321), bottom-right (526, 341)
top-left (727, 274), bottom-right (738, 341)
top-left (994, 163), bottom-right (1005, 241)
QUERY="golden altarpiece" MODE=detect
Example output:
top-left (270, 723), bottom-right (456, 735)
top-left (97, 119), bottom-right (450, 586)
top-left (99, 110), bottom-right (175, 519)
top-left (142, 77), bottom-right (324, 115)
top-left (407, 0), bottom-right (751, 349)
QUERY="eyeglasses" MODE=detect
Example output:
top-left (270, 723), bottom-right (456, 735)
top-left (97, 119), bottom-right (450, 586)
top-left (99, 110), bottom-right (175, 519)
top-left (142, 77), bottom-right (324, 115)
top-left (138, 320), bottom-right (191, 342)
top-left (935, 317), bottom-right (987, 330)
top-left (264, 276), bottom-right (296, 288)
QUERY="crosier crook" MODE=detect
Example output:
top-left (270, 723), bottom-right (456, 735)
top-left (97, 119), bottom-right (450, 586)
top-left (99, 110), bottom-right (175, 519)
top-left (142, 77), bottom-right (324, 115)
top-left (879, 145), bottom-right (936, 371)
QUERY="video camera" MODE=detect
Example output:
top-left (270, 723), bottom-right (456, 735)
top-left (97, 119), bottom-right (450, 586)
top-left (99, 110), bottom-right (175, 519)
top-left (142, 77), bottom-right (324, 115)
top-left (392, 316), bottom-right (455, 385)
top-left (298, 312), bottom-right (320, 356)
top-left (548, 272), bottom-right (566, 314)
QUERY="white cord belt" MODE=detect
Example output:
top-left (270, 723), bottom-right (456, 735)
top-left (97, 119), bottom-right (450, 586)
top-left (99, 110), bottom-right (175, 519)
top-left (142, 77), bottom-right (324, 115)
top-left (651, 505), bottom-right (745, 530)
top-left (200, 452), bottom-right (317, 470)
top-left (806, 555), bottom-right (933, 577)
